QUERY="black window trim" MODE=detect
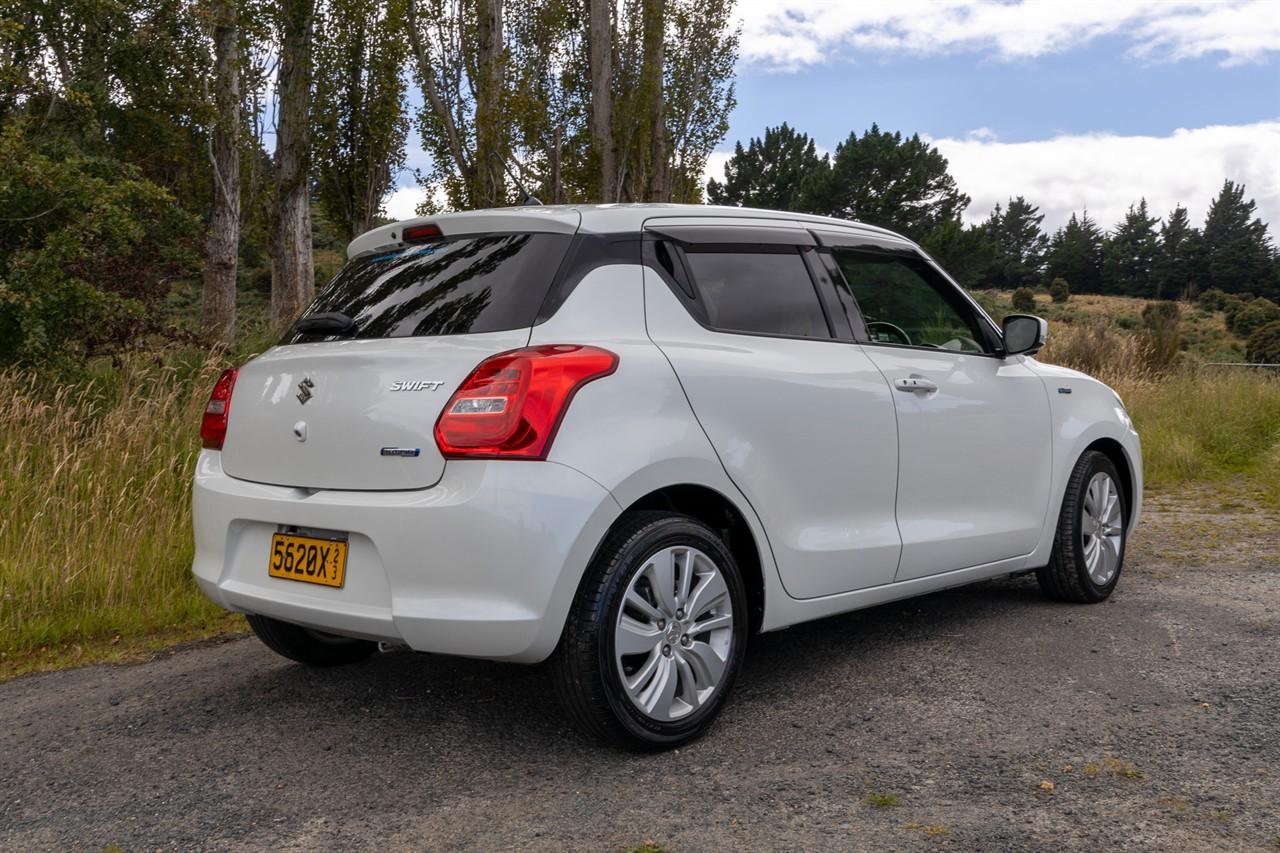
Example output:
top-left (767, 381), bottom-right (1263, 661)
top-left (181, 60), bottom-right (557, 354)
top-left (810, 228), bottom-right (1008, 358)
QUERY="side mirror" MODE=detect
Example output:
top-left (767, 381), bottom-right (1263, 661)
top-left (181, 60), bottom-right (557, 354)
top-left (1002, 314), bottom-right (1048, 356)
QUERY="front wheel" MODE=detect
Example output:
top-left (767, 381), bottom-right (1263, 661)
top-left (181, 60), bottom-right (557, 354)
top-left (552, 512), bottom-right (749, 750)
top-left (1037, 450), bottom-right (1128, 603)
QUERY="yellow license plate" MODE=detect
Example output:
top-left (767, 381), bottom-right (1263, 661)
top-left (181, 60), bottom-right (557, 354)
top-left (268, 533), bottom-right (348, 588)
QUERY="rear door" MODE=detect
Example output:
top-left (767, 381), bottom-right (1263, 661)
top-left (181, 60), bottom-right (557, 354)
top-left (221, 228), bottom-right (574, 491)
top-left (817, 230), bottom-right (1053, 580)
top-left (642, 219), bottom-right (902, 599)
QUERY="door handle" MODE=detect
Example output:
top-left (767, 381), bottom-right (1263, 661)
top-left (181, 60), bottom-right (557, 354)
top-left (894, 377), bottom-right (938, 393)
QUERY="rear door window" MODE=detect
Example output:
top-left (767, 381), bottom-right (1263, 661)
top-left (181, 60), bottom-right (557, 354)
top-left (284, 233), bottom-right (571, 343)
top-left (681, 248), bottom-right (831, 339)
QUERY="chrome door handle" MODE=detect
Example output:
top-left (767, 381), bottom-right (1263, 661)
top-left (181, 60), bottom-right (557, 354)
top-left (894, 377), bottom-right (938, 393)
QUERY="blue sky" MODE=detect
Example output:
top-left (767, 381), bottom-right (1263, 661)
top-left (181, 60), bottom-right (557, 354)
top-left (387, 0), bottom-right (1280, 233)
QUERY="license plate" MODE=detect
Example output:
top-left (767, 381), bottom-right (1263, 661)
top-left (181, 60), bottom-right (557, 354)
top-left (268, 533), bottom-right (348, 588)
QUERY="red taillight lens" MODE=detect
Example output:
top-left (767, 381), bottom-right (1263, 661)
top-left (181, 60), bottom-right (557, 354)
top-left (435, 345), bottom-right (618, 459)
top-left (402, 223), bottom-right (443, 243)
top-left (201, 368), bottom-right (239, 450)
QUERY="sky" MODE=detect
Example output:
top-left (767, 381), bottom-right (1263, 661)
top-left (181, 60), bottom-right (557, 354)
top-left (386, 0), bottom-right (1280, 233)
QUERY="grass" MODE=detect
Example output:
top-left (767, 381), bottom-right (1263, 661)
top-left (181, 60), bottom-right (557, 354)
top-left (0, 351), bottom-right (241, 678)
top-left (864, 792), bottom-right (902, 809)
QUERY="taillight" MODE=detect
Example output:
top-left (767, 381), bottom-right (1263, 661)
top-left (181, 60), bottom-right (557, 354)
top-left (402, 223), bottom-right (443, 243)
top-left (201, 368), bottom-right (239, 450)
top-left (435, 345), bottom-right (618, 459)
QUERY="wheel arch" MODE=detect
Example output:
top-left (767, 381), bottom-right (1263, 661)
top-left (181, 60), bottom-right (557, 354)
top-left (1083, 437), bottom-right (1135, 526)
top-left (620, 484), bottom-right (766, 636)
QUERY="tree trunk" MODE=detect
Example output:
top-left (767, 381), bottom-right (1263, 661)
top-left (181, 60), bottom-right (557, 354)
top-left (271, 0), bottom-right (316, 327)
top-left (473, 0), bottom-right (504, 207)
top-left (202, 0), bottom-right (240, 344)
top-left (641, 0), bottom-right (666, 202)
top-left (587, 0), bottom-right (615, 202)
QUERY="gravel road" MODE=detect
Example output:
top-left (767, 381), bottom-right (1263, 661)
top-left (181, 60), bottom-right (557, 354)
top-left (3, 492), bottom-right (1278, 852)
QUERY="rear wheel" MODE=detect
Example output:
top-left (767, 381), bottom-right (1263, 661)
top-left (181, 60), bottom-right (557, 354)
top-left (1037, 450), bottom-right (1127, 603)
top-left (553, 512), bottom-right (749, 750)
top-left (246, 614), bottom-right (378, 666)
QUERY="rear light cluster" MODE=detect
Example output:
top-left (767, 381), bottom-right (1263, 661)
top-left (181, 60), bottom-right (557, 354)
top-left (435, 345), bottom-right (618, 459)
top-left (201, 368), bottom-right (239, 450)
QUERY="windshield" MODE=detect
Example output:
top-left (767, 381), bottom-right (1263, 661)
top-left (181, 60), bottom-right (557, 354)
top-left (283, 232), bottom-right (572, 343)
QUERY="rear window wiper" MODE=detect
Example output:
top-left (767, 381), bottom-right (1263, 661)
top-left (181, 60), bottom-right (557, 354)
top-left (294, 312), bottom-right (358, 336)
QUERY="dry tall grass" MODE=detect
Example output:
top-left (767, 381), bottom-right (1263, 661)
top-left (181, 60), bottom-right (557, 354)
top-left (1041, 323), bottom-right (1280, 503)
top-left (0, 358), bottom-right (229, 658)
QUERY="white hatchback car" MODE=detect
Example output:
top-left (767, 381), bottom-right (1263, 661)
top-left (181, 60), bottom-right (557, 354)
top-left (193, 204), bottom-right (1142, 748)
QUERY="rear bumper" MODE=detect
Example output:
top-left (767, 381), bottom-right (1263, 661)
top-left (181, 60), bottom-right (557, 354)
top-left (192, 451), bottom-right (620, 663)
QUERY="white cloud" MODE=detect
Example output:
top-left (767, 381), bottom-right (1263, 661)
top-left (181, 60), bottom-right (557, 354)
top-left (700, 120), bottom-right (1280, 233)
top-left (930, 120), bottom-right (1280, 231)
top-left (736, 0), bottom-right (1280, 69)
top-left (384, 186), bottom-right (429, 221)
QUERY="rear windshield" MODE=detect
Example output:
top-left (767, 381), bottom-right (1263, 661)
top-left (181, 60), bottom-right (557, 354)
top-left (283, 232), bottom-right (571, 343)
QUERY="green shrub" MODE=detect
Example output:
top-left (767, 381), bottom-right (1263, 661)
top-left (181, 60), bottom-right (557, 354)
top-left (1198, 288), bottom-right (1231, 312)
top-left (1226, 298), bottom-right (1280, 338)
top-left (1247, 320), bottom-right (1280, 364)
top-left (1048, 278), bottom-right (1071, 303)
top-left (1116, 314), bottom-right (1139, 330)
top-left (1141, 301), bottom-right (1182, 372)
top-left (1011, 287), bottom-right (1037, 313)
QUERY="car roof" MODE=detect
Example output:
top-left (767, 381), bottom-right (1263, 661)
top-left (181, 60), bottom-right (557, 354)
top-left (346, 204), bottom-right (912, 259)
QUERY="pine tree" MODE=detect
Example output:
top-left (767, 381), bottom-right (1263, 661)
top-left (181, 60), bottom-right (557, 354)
top-left (1199, 180), bottom-right (1276, 298)
top-left (979, 197), bottom-right (1048, 290)
top-left (1102, 199), bottom-right (1160, 297)
top-left (1045, 211), bottom-right (1104, 294)
top-left (706, 123), bottom-right (825, 212)
top-left (1153, 205), bottom-right (1203, 299)
top-left (802, 124), bottom-right (969, 241)
top-left (919, 217), bottom-right (996, 290)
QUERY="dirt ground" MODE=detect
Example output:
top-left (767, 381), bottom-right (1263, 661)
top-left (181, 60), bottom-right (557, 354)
top-left (2, 490), bottom-right (1278, 852)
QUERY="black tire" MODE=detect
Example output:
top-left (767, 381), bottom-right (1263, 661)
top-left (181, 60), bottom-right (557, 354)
top-left (552, 511), bottom-right (750, 750)
top-left (246, 614), bottom-right (378, 666)
top-left (1036, 450), bottom-right (1128, 603)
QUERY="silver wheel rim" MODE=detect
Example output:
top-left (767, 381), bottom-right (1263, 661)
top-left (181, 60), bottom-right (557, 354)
top-left (614, 545), bottom-right (734, 722)
top-left (1082, 472), bottom-right (1123, 586)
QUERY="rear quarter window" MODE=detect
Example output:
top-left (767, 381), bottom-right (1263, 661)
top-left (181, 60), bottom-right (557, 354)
top-left (284, 233), bottom-right (571, 343)
top-left (681, 249), bottom-right (830, 339)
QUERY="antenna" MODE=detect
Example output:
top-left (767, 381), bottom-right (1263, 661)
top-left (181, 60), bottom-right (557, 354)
top-left (494, 152), bottom-right (543, 206)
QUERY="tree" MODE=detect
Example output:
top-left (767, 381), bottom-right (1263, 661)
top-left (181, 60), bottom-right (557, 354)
top-left (271, 0), bottom-right (317, 326)
top-left (1153, 204), bottom-right (1203, 300)
top-left (1045, 211), bottom-right (1104, 294)
top-left (201, 0), bottom-right (241, 343)
top-left (705, 123), bottom-right (825, 211)
top-left (1247, 320), bottom-right (1280, 364)
top-left (979, 197), bottom-right (1048, 290)
top-left (1102, 199), bottom-right (1159, 297)
top-left (1049, 277), bottom-right (1070, 303)
top-left (312, 0), bottom-right (409, 240)
top-left (586, 0), bottom-right (615, 201)
top-left (1199, 180), bottom-right (1275, 299)
top-left (803, 124), bottom-right (969, 240)
top-left (918, 217), bottom-right (995, 290)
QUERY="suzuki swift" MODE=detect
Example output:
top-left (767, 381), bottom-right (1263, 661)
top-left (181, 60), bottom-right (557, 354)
top-left (193, 204), bottom-right (1142, 749)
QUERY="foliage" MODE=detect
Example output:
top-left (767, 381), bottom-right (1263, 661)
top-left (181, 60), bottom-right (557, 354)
top-left (1046, 212), bottom-right (1103, 294)
top-left (1246, 321), bottom-right (1280, 365)
top-left (1154, 204), bottom-right (1202, 299)
top-left (1198, 287), bottom-right (1232, 312)
top-left (0, 354), bottom-right (232, 659)
top-left (1225, 297), bottom-right (1280, 338)
top-left (1049, 277), bottom-right (1071, 303)
top-left (312, 0), bottom-right (410, 239)
top-left (919, 217), bottom-right (996, 290)
top-left (0, 123), bottom-right (199, 367)
top-left (1102, 199), bottom-right (1160, 297)
top-left (1199, 180), bottom-right (1276, 299)
top-left (706, 123), bottom-right (824, 211)
top-left (1140, 300), bottom-right (1181, 372)
top-left (1011, 287), bottom-right (1037, 313)
top-left (980, 197), bottom-right (1048, 290)
top-left (802, 124), bottom-right (969, 241)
